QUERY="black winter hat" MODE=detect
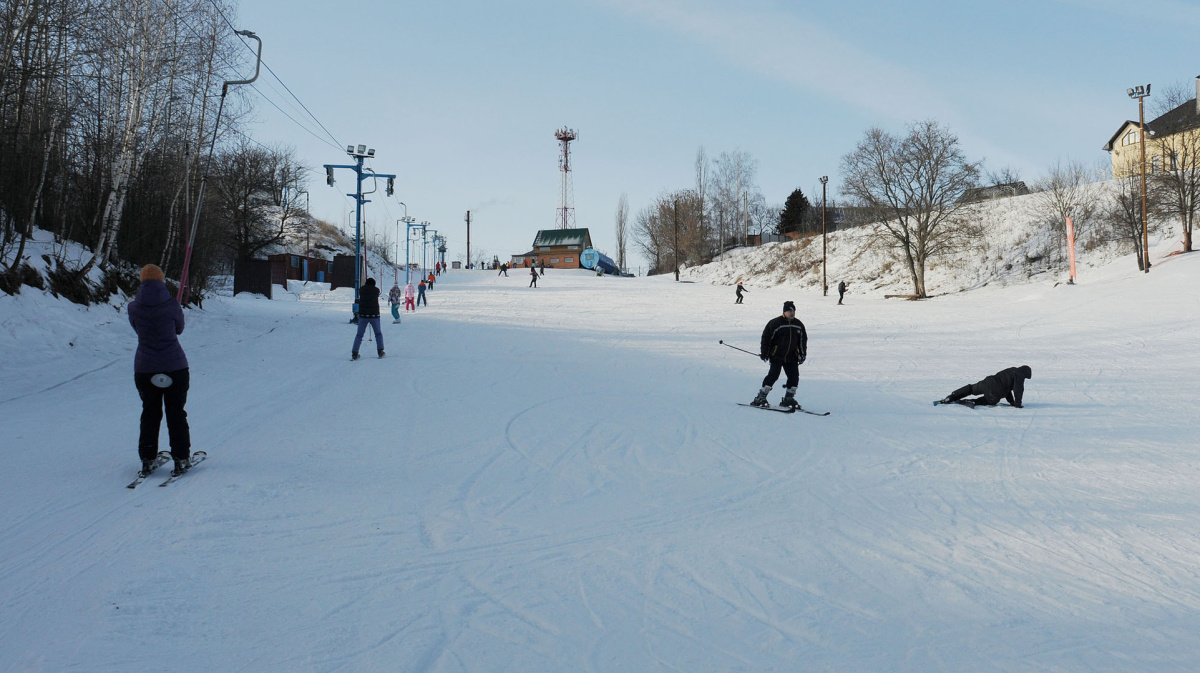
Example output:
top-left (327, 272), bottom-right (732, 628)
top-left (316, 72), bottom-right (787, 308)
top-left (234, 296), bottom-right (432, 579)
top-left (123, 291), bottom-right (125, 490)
top-left (783, 300), bottom-right (796, 313)
top-left (365, 278), bottom-right (376, 287)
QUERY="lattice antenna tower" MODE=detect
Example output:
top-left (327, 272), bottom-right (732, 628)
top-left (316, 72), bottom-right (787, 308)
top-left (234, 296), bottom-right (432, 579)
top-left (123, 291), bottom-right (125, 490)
top-left (555, 127), bottom-right (578, 229)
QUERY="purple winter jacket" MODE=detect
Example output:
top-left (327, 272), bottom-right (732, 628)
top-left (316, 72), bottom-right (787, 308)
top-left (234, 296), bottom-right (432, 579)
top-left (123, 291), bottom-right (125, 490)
top-left (127, 280), bottom-right (189, 373)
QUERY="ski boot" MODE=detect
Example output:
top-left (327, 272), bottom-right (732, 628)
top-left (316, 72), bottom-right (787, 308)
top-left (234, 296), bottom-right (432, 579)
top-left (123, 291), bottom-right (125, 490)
top-left (750, 386), bottom-right (772, 407)
top-left (171, 458), bottom-right (190, 478)
top-left (139, 459), bottom-right (155, 478)
top-left (351, 352), bottom-right (360, 361)
top-left (780, 387), bottom-right (799, 410)
top-left (377, 349), bottom-right (385, 358)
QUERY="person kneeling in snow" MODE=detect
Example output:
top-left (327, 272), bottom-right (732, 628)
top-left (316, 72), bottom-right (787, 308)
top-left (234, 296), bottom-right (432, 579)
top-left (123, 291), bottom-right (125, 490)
top-left (939, 365), bottom-right (1032, 408)
top-left (751, 300), bottom-right (808, 409)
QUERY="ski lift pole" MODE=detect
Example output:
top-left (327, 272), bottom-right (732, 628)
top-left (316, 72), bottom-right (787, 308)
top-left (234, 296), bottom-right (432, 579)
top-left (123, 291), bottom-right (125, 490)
top-left (178, 30), bottom-right (262, 305)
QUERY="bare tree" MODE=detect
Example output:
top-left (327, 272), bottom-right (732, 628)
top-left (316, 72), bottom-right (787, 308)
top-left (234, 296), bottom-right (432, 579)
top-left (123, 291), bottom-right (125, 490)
top-left (614, 192), bottom-right (628, 271)
top-left (1103, 170), bottom-right (1161, 270)
top-left (711, 149), bottom-right (759, 251)
top-left (840, 120), bottom-right (981, 298)
top-left (1032, 158), bottom-right (1098, 264)
top-left (694, 146), bottom-right (709, 256)
top-left (1150, 80), bottom-right (1193, 118)
top-left (1151, 125), bottom-right (1200, 253)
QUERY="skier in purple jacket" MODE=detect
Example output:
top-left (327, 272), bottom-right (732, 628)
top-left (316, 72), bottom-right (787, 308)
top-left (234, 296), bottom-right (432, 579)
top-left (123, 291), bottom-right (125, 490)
top-left (127, 264), bottom-right (191, 477)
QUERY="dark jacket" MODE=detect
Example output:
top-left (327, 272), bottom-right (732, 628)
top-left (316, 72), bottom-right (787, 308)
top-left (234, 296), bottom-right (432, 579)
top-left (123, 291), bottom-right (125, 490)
top-left (838, 281), bottom-right (846, 293)
top-left (736, 284), bottom-right (746, 296)
top-left (760, 315), bottom-right (808, 363)
top-left (978, 365), bottom-right (1032, 407)
top-left (127, 279), bottom-right (188, 373)
top-left (358, 282), bottom-right (381, 318)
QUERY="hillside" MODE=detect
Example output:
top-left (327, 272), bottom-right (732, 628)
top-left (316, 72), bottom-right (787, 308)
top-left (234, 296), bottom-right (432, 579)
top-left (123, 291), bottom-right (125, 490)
top-left (684, 179), bottom-right (1183, 296)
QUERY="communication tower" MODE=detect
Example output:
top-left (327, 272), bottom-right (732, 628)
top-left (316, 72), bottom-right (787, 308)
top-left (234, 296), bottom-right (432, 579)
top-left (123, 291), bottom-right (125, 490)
top-left (555, 127), bottom-right (578, 229)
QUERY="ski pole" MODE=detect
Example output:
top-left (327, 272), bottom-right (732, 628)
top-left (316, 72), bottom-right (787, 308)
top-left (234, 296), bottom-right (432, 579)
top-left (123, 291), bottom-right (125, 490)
top-left (718, 340), bottom-right (759, 357)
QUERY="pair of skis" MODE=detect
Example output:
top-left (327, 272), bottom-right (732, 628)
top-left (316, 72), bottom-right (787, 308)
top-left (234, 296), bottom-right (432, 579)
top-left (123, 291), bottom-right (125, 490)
top-left (737, 403), bottom-right (830, 416)
top-left (126, 451), bottom-right (208, 488)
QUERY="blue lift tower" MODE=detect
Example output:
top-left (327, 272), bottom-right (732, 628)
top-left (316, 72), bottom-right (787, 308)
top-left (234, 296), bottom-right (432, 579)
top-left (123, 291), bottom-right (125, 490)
top-left (324, 145), bottom-right (397, 322)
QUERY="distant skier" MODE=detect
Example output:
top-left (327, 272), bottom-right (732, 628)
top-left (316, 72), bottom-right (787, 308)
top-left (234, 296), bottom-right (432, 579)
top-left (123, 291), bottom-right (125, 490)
top-left (388, 283), bottom-right (403, 323)
top-left (750, 300), bottom-right (808, 409)
top-left (404, 281), bottom-right (416, 311)
top-left (838, 280), bottom-right (848, 305)
top-left (539, 259), bottom-right (546, 276)
top-left (735, 281), bottom-right (747, 304)
top-left (352, 278), bottom-right (384, 360)
top-left (427, 271), bottom-right (436, 288)
top-left (128, 264), bottom-right (192, 477)
top-left (530, 265), bottom-right (539, 288)
top-left (417, 279), bottom-right (427, 307)
top-left (498, 263), bottom-right (508, 277)
top-left (938, 365), bottom-right (1032, 408)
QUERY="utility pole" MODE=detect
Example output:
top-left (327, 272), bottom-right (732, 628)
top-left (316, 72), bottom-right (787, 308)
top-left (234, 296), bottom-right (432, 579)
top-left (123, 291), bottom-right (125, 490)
top-left (465, 210), bottom-right (471, 269)
top-left (324, 145), bottom-right (397, 321)
top-left (177, 29), bottom-right (262, 306)
top-left (673, 198), bottom-right (679, 281)
top-left (1128, 84), bottom-right (1152, 273)
top-left (820, 175), bottom-right (828, 295)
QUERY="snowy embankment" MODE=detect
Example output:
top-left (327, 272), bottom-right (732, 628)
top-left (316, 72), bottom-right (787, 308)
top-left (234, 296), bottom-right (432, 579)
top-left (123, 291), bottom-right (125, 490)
top-left (2, 250), bottom-right (1200, 671)
top-left (685, 179), bottom-right (1181, 296)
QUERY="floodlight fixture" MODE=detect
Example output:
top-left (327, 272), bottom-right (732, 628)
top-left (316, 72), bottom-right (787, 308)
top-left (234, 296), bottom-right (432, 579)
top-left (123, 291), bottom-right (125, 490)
top-left (367, 148), bottom-right (375, 157)
top-left (357, 144), bottom-right (366, 154)
top-left (346, 145), bottom-right (354, 154)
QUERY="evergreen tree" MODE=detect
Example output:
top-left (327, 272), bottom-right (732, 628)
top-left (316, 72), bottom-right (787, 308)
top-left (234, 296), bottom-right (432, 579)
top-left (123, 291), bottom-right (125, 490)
top-left (777, 188), bottom-right (811, 235)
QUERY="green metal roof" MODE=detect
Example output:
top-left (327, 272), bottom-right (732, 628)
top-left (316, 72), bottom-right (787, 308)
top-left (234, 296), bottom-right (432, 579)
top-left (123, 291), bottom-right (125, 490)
top-left (532, 228), bottom-right (591, 248)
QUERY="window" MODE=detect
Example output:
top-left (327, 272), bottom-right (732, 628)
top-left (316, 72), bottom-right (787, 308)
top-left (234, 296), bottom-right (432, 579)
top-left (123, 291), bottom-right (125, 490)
top-left (1123, 128), bottom-right (1140, 146)
top-left (568, 245), bottom-right (579, 250)
top-left (566, 257), bottom-right (574, 263)
top-left (1171, 152), bottom-right (1179, 170)
top-left (538, 246), bottom-right (550, 251)
top-left (1152, 156), bottom-right (1160, 173)
top-left (550, 258), bottom-right (560, 264)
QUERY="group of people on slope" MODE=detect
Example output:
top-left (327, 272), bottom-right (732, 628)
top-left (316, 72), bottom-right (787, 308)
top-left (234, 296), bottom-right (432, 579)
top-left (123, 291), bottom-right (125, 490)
top-left (748, 299), bottom-right (1032, 411)
top-left (125, 264), bottom-right (1032, 482)
top-left (736, 280), bottom-right (849, 305)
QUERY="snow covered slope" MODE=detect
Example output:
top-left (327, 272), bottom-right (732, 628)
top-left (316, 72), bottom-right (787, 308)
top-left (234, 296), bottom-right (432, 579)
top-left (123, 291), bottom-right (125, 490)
top-left (2, 254), bottom-right (1199, 672)
top-left (685, 179), bottom-right (1183, 297)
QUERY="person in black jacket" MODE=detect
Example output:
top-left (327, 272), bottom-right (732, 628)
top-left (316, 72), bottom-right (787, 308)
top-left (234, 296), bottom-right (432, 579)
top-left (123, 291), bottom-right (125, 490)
top-left (939, 365), bottom-right (1032, 407)
top-left (837, 280), bottom-right (848, 305)
top-left (751, 300), bottom-right (808, 409)
top-left (352, 278), bottom-right (385, 360)
top-left (735, 281), bottom-right (747, 304)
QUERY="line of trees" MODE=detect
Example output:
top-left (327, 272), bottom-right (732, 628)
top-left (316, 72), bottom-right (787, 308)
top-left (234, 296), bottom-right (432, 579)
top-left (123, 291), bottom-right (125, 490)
top-left (1, 0), bottom-right (308, 301)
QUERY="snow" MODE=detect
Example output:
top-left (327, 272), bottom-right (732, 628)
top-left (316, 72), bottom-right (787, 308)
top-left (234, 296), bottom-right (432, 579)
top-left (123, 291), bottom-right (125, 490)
top-left (683, 179), bottom-right (1180, 297)
top-left (2, 240), bottom-right (1200, 671)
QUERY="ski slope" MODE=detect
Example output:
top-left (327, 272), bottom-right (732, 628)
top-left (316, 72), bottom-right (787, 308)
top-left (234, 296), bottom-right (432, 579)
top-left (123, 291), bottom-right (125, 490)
top-left (2, 256), bottom-right (1199, 672)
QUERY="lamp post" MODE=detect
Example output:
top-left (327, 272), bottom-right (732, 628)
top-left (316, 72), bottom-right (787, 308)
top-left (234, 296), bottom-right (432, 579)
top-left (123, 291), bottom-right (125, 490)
top-left (820, 176), bottom-right (829, 295)
top-left (673, 198), bottom-right (679, 281)
top-left (1128, 84), bottom-right (1152, 273)
top-left (394, 202), bottom-right (407, 285)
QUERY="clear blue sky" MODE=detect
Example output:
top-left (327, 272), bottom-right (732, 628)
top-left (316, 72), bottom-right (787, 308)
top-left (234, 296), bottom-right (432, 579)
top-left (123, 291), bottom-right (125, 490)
top-left (234, 0), bottom-right (1200, 270)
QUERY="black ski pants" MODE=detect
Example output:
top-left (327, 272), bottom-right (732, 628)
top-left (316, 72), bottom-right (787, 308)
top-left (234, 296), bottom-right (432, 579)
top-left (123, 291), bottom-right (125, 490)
top-left (135, 368), bottom-right (190, 461)
top-left (945, 380), bottom-right (1001, 406)
top-left (762, 359), bottom-right (799, 389)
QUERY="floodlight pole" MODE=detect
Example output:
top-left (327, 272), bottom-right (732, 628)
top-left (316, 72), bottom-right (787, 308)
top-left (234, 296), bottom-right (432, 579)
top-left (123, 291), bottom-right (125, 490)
top-left (177, 29), bottom-right (261, 306)
top-left (324, 146), bottom-right (397, 321)
top-left (673, 198), bottom-right (679, 281)
top-left (820, 175), bottom-right (829, 296)
top-left (403, 219), bottom-right (421, 284)
top-left (394, 202), bottom-right (406, 285)
top-left (1127, 84), bottom-right (1152, 273)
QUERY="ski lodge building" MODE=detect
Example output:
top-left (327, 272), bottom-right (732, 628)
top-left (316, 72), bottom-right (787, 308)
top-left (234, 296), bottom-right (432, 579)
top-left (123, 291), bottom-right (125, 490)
top-left (511, 228), bottom-right (593, 269)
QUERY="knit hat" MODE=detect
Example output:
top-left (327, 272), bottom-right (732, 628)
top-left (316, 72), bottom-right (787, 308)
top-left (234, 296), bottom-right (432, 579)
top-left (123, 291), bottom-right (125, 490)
top-left (783, 300), bottom-right (796, 313)
top-left (364, 278), bottom-right (376, 287)
top-left (140, 264), bottom-right (164, 282)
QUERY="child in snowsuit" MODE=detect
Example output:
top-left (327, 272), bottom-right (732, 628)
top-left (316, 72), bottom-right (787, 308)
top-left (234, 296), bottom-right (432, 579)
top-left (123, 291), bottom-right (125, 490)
top-left (404, 282), bottom-right (416, 311)
top-left (751, 301), bottom-right (808, 409)
top-left (939, 366), bottom-right (1032, 407)
top-left (388, 284), bottom-right (403, 323)
top-left (735, 282), bottom-right (747, 304)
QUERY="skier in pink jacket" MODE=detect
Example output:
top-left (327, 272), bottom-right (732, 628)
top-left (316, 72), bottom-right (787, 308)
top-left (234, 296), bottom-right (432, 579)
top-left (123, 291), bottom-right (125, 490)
top-left (403, 282), bottom-right (416, 311)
